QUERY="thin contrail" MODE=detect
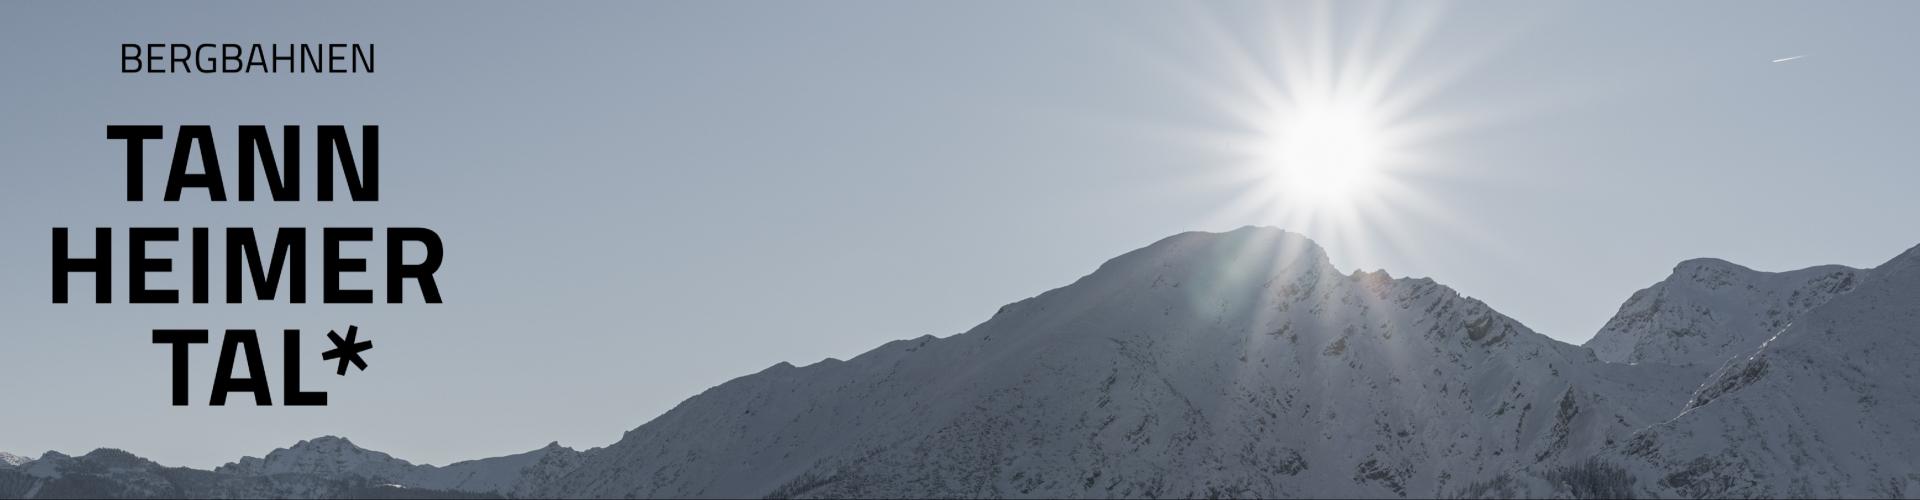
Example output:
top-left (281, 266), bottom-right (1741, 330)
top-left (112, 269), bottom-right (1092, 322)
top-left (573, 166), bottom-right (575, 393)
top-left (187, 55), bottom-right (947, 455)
top-left (1772, 55), bottom-right (1806, 63)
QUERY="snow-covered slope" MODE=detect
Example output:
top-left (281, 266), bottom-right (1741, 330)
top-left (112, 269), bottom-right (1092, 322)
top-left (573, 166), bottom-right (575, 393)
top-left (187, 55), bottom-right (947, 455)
top-left (1597, 244), bottom-right (1920, 498)
top-left (3, 436), bottom-right (577, 499)
top-left (0, 448), bottom-right (439, 499)
top-left (214, 436), bottom-right (584, 497)
top-left (217, 436), bottom-right (417, 481)
top-left (1584, 258), bottom-right (1862, 367)
top-left (9, 227), bottom-right (1918, 499)
top-left (540, 227), bottom-right (1691, 498)
top-left (405, 442), bottom-right (586, 498)
top-left (0, 452), bottom-right (28, 468)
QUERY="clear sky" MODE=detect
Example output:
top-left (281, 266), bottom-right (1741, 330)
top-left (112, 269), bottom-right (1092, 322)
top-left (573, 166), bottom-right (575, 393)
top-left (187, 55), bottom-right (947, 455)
top-left (3, 1), bottom-right (1917, 469)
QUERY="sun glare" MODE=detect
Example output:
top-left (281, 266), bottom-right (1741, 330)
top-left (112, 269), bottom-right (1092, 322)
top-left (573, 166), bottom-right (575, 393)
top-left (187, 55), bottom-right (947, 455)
top-left (1266, 99), bottom-right (1384, 205)
top-left (1141, 1), bottom-right (1504, 267)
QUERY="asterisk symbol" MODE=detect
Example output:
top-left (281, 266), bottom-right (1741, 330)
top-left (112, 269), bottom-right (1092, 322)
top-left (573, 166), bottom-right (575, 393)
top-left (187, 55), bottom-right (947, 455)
top-left (321, 325), bottom-right (372, 376)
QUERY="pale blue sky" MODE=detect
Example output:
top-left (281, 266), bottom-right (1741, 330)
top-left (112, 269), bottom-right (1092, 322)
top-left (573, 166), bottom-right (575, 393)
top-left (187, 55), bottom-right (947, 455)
top-left (3, 1), bottom-right (1917, 469)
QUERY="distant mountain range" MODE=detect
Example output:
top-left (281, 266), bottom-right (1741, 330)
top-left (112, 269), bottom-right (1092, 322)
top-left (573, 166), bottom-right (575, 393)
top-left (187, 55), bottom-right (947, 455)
top-left (6, 227), bottom-right (1917, 498)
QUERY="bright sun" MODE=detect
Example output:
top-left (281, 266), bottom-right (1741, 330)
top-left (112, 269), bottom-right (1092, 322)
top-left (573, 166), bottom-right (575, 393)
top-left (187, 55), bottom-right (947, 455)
top-left (1140, 2), bottom-right (1489, 279)
top-left (1266, 100), bottom-right (1384, 205)
top-left (1158, 1), bottom-right (1479, 262)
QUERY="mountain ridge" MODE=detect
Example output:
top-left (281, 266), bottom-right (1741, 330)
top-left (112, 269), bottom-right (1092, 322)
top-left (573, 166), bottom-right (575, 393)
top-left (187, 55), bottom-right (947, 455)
top-left (5, 227), bottom-right (1915, 499)
top-left (1583, 255), bottom-right (1864, 368)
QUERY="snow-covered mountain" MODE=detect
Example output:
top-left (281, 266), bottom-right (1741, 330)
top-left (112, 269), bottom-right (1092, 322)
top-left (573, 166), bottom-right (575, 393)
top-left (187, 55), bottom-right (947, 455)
top-left (0, 437), bottom-right (574, 499)
top-left (404, 442), bottom-right (585, 498)
top-left (1596, 244), bottom-right (1920, 498)
top-left (211, 436), bottom-right (584, 498)
top-left (0, 448), bottom-right (468, 499)
top-left (541, 227), bottom-right (1698, 498)
top-left (1467, 243), bottom-right (1920, 499)
top-left (1584, 258), bottom-right (1863, 368)
top-left (217, 437), bottom-right (418, 481)
top-left (0, 453), bottom-right (28, 468)
top-left (5, 227), bottom-right (1916, 499)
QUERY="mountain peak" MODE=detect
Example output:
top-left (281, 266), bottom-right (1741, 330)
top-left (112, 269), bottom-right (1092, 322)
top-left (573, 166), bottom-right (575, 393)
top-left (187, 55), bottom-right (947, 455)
top-left (77, 449), bottom-right (152, 468)
top-left (1590, 243), bottom-right (1920, 498)
top-left (15, 231), bottom-right (1920, 499)
top-left (1079, 227), bottom-right (1338, 292)
top-left (1149, 226), bottom-right (1331, 264)
top-left (294, 435), bottom-right (358, 449)
top-left (1672, 256), bottom-right (1747, 273)
top-left (1586, 256), bottom-right (1863, 366)
top-left (1665, 257), bottom-right (1765, 292)
top-left (542, 226), bottom-right (1635, 499)
top-left (216, 435), bottom-right (416, 479)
